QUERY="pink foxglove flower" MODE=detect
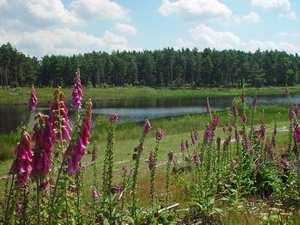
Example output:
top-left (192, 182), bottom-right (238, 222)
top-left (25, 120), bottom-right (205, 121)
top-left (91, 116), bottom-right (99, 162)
top-left (28, 86), bottom-right (38, 112)
top-left (192, 152), bottom-right (200, 166)
top-left (91, 187), bottom-right (100, 200)
top-left (289, 109), bottom-right (296, 121)
top-left (31, 114), bottom-right (54, 179)
top-left (144, 119), bottom-right (152, 134)
top-left (295, 124), bottom-right (300, 144)
top-left (211, 115), bottom-right (220, 128)
top-left (203, 125), bottom-right (214, 143)
top-left (72, 70), bottom-right (83, 109)
top-left (156, 129), bottom-right (165, 141)
top-left (67, 99), bottom-right (92, 175)
top-left (50, 88), bottom-right (71, 141)
top-left (242, 134), bottom-right (252, 152)
top-left (112, 184), bottom-right (124, 194)
top-left (109, 113), bottom-right (120, 123)
top-left (148, 151), bottom-right (155, 171)
top-left (10, 130), bottom-right (33, 187)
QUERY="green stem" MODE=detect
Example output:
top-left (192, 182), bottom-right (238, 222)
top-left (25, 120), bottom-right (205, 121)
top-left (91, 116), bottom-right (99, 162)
top-left (4, 175), bottom-right (15, 224)
top-left (36, 179), bottom-right (41, 225)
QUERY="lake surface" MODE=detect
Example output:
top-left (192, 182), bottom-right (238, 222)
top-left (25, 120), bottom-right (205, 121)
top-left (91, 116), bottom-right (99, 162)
top-left (0, 94), bottom-right (299, 134)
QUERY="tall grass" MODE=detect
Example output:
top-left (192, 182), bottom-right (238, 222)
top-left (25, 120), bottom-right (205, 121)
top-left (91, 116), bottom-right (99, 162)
top-left (0, 86), bottom-right (299, 225)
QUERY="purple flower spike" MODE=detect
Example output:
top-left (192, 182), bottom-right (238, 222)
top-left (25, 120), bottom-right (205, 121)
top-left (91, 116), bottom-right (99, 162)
top-left (10, 130), bottom-right (33, 187)
top-left (32, 114), bottom-right (54, 179)
top-left (67, 99), bottom-right (93, 175)
top-left (144, 119), bottom-right (152, 134)
top-left (50, 89), bottom-right (72, 142)
top-left (295, 124), bottom-right (300, 144)
top-left (148, 151), bottom-right (156, 171)
top-left (192, 152), bottom-right (200, 166)
top-left (29, 86), bottom-right (38, 112)
top-left (109, 113), bottom-right (120, 123)
top-left (91, 187), bottom-right (100, 200)
top-left (203, 125), bottom-right (214, 143)
top-left (72, 69), bottom-right (83, 109)
top-left (156, 129), bottom-right (165, 141)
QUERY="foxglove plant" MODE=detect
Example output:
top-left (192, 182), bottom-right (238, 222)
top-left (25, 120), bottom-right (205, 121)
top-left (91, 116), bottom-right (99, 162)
top-left (28, 86), bottom-right (38, 112)
top-left (31, 113), bottom-right (54, 179)
top-left (48, 89), bottom-right (73, 225)
top-left (66, 99), bottom-right (92, 175)
top-left (72, 69), bottom-right (83, 110)
top-left (31, 113), bottom-right (54, 223)
top-left (165, 151), bottom-right (175, 203)
top-left (10, 129), bottom-right (33, 187)
top-left (131, 119), bottom-right (152, 220)
top-left (148, 129), bottom-right (164, 206)
top-left (49, 88), bottom-right (71, 143)
top-left (4, 129), bottom-right (33, 224)
top-left (102, 113), bottom-right (118, 196)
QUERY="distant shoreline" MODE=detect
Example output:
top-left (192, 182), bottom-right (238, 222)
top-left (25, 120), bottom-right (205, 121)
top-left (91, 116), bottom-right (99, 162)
top-left (0, 85), bottom-right (299, 105)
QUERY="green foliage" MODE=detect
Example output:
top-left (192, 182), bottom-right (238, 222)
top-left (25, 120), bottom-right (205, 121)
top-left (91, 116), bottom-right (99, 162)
top-left (1, 43), bottom-right (300, 88)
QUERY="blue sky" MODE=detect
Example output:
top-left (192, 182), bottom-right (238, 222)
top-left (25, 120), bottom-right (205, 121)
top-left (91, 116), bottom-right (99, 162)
top-left (0, 0), bottom-right (300, 56)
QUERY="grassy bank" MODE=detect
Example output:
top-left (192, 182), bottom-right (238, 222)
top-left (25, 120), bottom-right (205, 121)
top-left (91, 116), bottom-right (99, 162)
top-left (0, 105), bottom-right (290, 162)
top-left (0, 85), bottom-right (300, 105)
top-left (0, 101), bottom-right (299, 224)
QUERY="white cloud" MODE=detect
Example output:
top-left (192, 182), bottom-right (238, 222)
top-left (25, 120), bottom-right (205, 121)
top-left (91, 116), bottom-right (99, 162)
top-left (250, 0), bottom-right (291, 11)
top-left (176, 24), bottom-right (300, 53)
top-left (233, 11), bottom-right (261, 23)
top-left (70, 0), bottom-right (129, 21)
top-left (0, 0), bottom-right (7, 8)
top-left (158, 0), bottom-right (232, 19)
top-left (0, 0), bottom-right (135, 56)
top-left (240, 12), bottom-right (261, 23)
top-left (187, 24), bottom-right (241, 49)
top-left (0, 0), bottom-right (78, 29)
top-left (250, 0), bottom-right (297, 20)
top-left (0, 28), bottom-right (131, 56)
top-left (114, 23), bottom-right (137, 36)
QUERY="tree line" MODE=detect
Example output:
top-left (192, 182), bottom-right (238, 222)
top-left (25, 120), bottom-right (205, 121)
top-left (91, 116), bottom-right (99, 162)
top-left (1, 42), bottom-right (300, 88)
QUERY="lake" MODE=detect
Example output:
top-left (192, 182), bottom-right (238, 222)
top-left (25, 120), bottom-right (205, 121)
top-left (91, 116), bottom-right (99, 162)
top-left (0, 94), bottom-right (299, 134)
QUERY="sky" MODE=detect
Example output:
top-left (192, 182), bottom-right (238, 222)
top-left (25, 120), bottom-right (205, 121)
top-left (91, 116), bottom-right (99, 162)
top-left (0, 0), bottom-right (300, 57)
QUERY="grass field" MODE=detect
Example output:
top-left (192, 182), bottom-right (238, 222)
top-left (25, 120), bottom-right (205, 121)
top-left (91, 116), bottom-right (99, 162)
top-left (0, 85), bottom-right (300, 105)
top-left (0, 106), bottom-right (297, 224)
top-left (0, 105), bottom-right (290, 162)
top-left (0, 88), bottom-right (299, 224)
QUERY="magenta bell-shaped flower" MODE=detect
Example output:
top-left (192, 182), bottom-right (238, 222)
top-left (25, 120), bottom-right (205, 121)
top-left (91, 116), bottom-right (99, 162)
top-left (31, 114), bottom-right (54, 180)
top-left (28, 86), bottom-right (38, 112)
top-left (10, 130), bottom-right (33, 187)
top-left (66, 99), bottom-right (92, 175)
top-left (49, 88), bottom-right (72, 142)
top-left (295, 124), bottom-right (300, 144)
top-left (72, 69), bottom-right (83, 109)
top-left (144, 119), bottom-right (152, 134)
